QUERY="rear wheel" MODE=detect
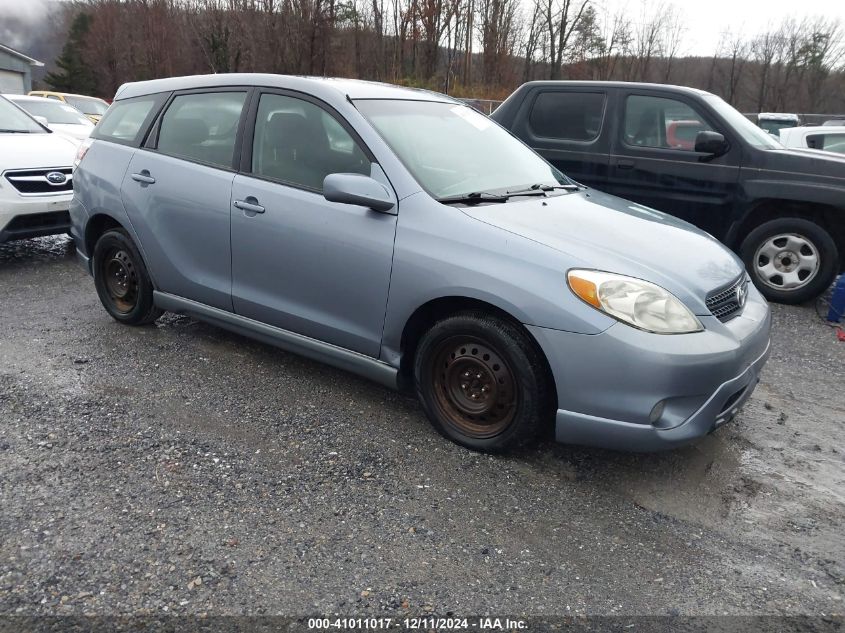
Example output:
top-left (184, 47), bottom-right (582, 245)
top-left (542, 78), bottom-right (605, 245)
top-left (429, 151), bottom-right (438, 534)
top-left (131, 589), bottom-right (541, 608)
top-left (740, 217), bottom-right (838, 304)
top-left (93, 229), bottom-right (162, 325)
top-left (413, 312), bottom-right (553, 453)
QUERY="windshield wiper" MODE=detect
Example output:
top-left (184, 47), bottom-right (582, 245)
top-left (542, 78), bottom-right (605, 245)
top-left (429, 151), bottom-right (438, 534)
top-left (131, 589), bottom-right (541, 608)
top-left (508, 183), bottom-right (582, 196)
top-left (437, 191), bottom-right (510, 205)
top-left (0, 129), bottom-right (30, 133)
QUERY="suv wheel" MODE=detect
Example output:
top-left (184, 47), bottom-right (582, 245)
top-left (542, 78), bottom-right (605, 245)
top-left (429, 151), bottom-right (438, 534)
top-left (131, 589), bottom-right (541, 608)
top-left (740, 217), bottom-right (838, 304)
top-left (413, 312), bottom-right (553, 453)
top-left (93, 229), bottom-right (162, 325)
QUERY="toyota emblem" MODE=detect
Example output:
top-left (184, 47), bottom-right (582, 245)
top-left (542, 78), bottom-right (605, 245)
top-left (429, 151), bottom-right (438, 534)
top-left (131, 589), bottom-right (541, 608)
top-left (736, 282), bottom-right (748, 307)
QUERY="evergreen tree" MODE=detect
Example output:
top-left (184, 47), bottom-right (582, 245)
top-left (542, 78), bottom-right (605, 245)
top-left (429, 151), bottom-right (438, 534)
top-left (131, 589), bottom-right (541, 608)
top-left (44, 12), bottom-right (97, 95)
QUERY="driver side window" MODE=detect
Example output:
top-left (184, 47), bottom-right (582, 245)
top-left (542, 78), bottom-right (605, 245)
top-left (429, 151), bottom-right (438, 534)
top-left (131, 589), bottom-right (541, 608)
top-left (251, 94), bottom-right (370, 192)
top-left (623, 95), bottom-right (715, 151)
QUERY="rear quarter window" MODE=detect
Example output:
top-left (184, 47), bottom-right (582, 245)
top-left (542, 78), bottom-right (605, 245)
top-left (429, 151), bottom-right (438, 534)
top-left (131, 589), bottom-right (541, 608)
top-left (528, 91), bottom-right (606, 142)
top-left (93, 94), bottom-right (166, 147)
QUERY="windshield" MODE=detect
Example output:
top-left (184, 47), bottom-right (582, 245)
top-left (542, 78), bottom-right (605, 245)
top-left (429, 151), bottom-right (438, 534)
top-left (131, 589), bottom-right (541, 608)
top-left (11, 99), bottom-right (92, 126)
top-left (0, 96), bottom-right (46, 133)
top-left (704, 95), bottom-right (782, 150)
top-left (356, 100), bottom-right (568, 199)
top-left (760, 120), bottom-right (797, 135)
top-left (65, 95), bottom-right (109, 116)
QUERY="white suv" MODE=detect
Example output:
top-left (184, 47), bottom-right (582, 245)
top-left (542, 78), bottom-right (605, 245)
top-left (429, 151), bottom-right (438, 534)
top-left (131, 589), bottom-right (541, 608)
top-left (0, 95), bottom-right (78, 243)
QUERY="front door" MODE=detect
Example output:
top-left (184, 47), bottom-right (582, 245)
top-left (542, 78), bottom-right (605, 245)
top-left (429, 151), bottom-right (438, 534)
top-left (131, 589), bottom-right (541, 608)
top-left (230, 91), bottom-right (397, 357)
top-left (604, 91), bottom-right (741, 240)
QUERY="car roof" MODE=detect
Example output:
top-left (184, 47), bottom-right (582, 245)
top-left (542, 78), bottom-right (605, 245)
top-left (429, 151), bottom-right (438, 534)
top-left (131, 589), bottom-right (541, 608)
top-left (758, 113), bottom-right (800, 120)
top-left (786, 125), bottom-right (845, 134)
top-left (3, 94), bottom-right (54, 102)
top-left (30, 91), bottom-right (104, 100)
top-left (516, 80), bottom-right (716, 96)
top-left (114, 74), bottom-right (456, 104)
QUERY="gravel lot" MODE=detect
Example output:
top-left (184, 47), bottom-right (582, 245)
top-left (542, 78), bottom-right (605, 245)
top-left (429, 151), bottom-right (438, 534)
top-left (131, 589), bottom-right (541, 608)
top-left (0, 236), bottom-right (843, 621)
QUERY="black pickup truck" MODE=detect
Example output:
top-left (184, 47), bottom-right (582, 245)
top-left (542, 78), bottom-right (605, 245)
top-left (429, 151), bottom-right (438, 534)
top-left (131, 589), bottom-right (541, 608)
top-left (492, 81), bottom-right (845, 303)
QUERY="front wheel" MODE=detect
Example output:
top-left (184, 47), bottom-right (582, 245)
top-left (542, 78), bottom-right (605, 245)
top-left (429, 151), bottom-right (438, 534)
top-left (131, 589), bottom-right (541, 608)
top-left (740, 217), bottom-right (839, 304)
top-left (93, 229), bottom-right (162, 325)
top-left (413, 312), bottom-right (554, 453)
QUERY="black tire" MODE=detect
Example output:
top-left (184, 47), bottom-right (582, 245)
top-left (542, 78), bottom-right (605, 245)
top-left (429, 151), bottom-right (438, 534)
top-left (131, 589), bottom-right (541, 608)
top-left (740, 217), bottom-right (838, 304)
top-left (413, 311), bottom-right (554, 453)
top-left (92, 228), bottom-right (162, 325)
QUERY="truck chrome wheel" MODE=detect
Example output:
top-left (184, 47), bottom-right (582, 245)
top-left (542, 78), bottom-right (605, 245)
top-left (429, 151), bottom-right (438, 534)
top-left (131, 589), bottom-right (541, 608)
top-left (754, 233), bottom-right (819, 291)
top-left (430, 336), bottom-right (517, 439)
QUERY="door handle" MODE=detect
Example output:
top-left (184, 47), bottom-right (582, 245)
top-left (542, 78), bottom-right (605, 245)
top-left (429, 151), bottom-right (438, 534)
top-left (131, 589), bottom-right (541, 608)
top-left (234, 197), bottom-right (265, 214)
top-left (131, 171), bottom-right (156, 184)
top-left (615, 159), bottom-right (635, 170)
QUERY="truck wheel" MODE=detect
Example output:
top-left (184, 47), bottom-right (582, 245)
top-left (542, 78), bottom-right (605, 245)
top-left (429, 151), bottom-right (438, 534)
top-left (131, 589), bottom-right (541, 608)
top-left (93, 229), bottom-right (162, 325)
top-left (740, 218), bottom-right (838, 304)
top-left (413, 312), bottom-right (553, 453)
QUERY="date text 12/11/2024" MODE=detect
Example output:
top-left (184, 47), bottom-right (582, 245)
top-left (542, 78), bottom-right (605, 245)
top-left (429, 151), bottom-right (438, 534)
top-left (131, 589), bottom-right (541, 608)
top-left (307, 617), bottom-right (528, 630)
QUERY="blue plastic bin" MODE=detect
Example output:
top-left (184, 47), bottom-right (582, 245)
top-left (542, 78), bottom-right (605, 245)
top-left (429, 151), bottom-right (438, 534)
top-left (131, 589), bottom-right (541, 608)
top-left (829, 274), bottom-right (845, 323)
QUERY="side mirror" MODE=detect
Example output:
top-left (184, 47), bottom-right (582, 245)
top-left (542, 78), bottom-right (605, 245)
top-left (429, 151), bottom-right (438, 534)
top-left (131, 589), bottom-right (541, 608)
top-left (33, 115), bottom-right (50, 127)
top-left (323, 173), bottom-right (395, 214)
top-left (694, 131), bottom-right (728, 156)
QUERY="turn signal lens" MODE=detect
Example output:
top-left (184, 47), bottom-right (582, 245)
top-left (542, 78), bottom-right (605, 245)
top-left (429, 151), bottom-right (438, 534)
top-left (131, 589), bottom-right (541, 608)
top-left (567, 275), bottom-right (601, 308)
top-left (567, 269), bottom-right (703, 334)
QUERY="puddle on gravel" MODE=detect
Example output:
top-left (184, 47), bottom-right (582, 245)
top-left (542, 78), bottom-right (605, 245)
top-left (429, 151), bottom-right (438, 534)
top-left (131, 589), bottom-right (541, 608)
top-left (0, 235), bottom-right (76, 265)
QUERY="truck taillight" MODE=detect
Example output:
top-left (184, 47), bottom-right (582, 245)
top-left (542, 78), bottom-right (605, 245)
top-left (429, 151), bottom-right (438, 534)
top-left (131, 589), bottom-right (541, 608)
top-left (74, 138), bottom-right (93, 170)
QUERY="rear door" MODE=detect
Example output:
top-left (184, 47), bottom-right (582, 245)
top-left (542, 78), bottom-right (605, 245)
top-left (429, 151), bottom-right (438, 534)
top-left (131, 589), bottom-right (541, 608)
top-left (229, 90), bottom-right (397, 357)
top-left (120, 88), bottom-right (250, 311)
top-left (604, 90), bottom-right (742, 239)
top-left (505, 86), bottom-right (611, 188)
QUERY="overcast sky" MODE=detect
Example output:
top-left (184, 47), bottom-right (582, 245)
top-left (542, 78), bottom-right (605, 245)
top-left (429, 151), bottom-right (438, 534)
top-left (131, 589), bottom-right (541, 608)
top-left (598, 0), bottom-right (845, 57)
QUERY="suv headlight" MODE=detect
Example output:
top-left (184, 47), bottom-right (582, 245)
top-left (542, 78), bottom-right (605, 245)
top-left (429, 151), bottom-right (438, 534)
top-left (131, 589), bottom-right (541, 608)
top-left (567, 269), bottom-right (703, 334)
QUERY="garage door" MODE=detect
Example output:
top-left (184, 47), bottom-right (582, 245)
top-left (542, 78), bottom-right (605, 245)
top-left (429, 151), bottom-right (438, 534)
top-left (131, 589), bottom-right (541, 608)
top-left (0, 70), bottom-right (25, 94)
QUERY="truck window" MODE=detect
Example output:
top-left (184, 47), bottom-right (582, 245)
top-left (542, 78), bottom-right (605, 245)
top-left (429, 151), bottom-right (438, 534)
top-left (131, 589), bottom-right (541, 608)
top-left (623, 95), bottom-right (715, 151)
top-left (807, 133), bottom-right (845, 154)
top-left (528, 92), bottom-right (605, 142)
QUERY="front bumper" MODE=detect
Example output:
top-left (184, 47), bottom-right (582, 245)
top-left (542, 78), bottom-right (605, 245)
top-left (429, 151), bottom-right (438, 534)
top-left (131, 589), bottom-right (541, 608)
top-left (527, 283), bottom-right (772, 451)
top-left (0, 194), bottom-right (73, 243)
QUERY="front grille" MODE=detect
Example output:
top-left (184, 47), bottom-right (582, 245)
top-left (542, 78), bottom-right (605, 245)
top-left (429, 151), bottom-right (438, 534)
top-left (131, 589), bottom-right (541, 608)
top-left (3, 168), bottom-right (73, 196)
top-left (706, 276), bottom-right (748, 322)
top-left (4, 210), bottom-right (70, 234)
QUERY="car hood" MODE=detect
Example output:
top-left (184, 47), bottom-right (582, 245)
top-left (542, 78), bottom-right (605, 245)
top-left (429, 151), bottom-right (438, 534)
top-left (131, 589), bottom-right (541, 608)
top-left (0, 132), bottom-right (78, 169)
top-left (460, 188), bottom-right (744, 314)
top-left (48, 123), bottom-right (91, 142)
top-left (763, 148), bottom-right (845, 179)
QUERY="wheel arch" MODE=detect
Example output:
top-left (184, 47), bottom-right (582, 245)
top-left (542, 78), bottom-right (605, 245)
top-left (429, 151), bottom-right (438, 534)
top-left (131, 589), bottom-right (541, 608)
top-left (84, 212), bottom-right (160, 288)
top-left (85, 213), bottom-right (128, 260)
top-left (396, 296), bottom-right (557, 406)
top-left (730, 198), bottom-right (845, 270)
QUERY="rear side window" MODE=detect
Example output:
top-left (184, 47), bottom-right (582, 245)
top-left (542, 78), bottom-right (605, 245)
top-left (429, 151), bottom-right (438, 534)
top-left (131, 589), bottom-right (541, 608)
top-left (94, 95), bottom-right (163, 146)
top-left (807, 133), bottom-right (845, 154)
top-left (623, 95), bottom-right (715, 151)
top-left (250, 93), bottom-right (370, 191)
top-left (528, 91), bottom-right (605, 141)
top-left (157, 91), bottom-right (247, 169)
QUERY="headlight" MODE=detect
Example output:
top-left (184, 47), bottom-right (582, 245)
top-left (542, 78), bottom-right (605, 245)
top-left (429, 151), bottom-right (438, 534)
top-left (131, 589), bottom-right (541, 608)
top-left (567, 269), bottom-right (703, 334)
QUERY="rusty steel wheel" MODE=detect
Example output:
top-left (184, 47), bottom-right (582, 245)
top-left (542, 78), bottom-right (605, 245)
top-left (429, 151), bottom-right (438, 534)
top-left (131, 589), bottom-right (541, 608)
top-left (93, 228), bottom-right (162, 325)
top-left (430, 336), bottom-right (518, 439)
top-left (102, 248), bottom-right (139, 314)
top-left (415, 312), bottom-right (552, 452)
